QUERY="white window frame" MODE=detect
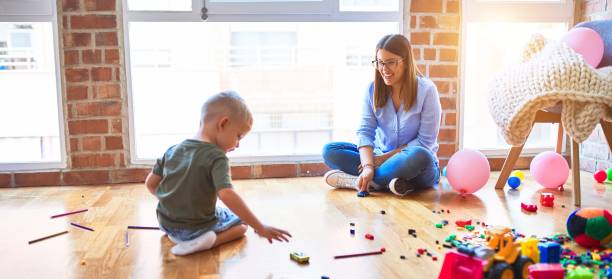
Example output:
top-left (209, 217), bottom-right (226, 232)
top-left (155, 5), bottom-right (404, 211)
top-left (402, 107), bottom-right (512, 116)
top-left (459, 0), bottom-right (573, 156)
top-left (0, 2), bottom-right (67, 171)
top-left (123, 0), bottom-right (403, 165)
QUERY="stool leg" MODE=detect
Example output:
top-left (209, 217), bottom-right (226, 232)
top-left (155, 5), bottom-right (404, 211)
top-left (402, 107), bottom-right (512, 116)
top-left (600, 120), bottom-right (612, 151)
top-left (495, 145), bottom-right (524, 189)
top-left (571, 140), bottom-right (580, 207)
top-left (556, 122), bottom-right (564, 154)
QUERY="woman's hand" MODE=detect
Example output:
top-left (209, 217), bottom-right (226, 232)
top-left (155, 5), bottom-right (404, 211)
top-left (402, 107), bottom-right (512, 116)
top-left (357, 166), bottom-right (375, 192)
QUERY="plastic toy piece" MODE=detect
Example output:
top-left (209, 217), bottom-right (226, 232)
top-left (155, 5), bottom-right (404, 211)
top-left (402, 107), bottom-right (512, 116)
top-left (594, 169), bottom-right (607, 183)
top-left (321, 276), bottom-right (330, 279)
top-left (566, 266), bottom-right (593, 279)
top-left (520, 238), bottom-right (540, 263)
top-left (508, 176), bottom-right (521, 189)
top-left (540, 193), bottom-right (554, 207)
top-left (380, 210), bottom-right (386, 215)
top-left (455, 219), bottom-right (472, 227)
top-left (357, 191), bottom-right (369, 197)
top-left (435, 223), bottom-right (443, 228)
top-left (521, 202), bottom-right (538, 212)
top-left (350, 229), bottom-right (355, 235)
top-left (290, 252), bottom-right (310, 264)
top-left (537, 242), bottom-right (560, 263)
top-left (437, 250), bottom-right (484, 279)
top-left (365, 233), bottom-right (374, 240)
top-left (528, 263), bottom-right (564, 279)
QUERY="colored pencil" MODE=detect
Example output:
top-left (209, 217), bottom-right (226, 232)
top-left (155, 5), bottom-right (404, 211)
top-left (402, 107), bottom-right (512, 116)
top-left (70, 222), bottom-right (94, 232)
top-left (50, 209), bottom-right (88, 219)
top-left (127, 226), bottom-right (159, 230)
top-left (28, 230), bottom-right (69, 244)
top-left (125, 230), bottom-right (129, 247)
top-left (334, 250), bottom-right (383, 259)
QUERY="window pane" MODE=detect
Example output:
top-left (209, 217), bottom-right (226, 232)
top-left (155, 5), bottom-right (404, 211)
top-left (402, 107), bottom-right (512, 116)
top-left (479, 0), bottom-right (562, 2)
top-left (463, 22), bottom-right (567, 151)
top-left (128, 22), bottom-right (397, 159)
top-left (340, 0), bottom-right (399, 12)
top-left (0, 22), bottom-right (61, 163)
top-left (210, 0), bottom-right (321, 3)
top-left (127, 0), bottom-right (191, 11)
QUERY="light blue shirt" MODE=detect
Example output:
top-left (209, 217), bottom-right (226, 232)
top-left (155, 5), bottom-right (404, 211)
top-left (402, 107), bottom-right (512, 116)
top-left (357, 76), bottom-right (441, 157)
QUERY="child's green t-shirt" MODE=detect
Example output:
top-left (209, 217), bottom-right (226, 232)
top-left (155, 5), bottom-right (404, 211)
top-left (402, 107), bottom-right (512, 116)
top-left (153, 139), bottom-right (232, 230)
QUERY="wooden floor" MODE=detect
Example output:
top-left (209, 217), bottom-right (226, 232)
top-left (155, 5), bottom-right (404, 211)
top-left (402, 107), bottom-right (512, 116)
top-left (1, 171), bottom-right (611, 279)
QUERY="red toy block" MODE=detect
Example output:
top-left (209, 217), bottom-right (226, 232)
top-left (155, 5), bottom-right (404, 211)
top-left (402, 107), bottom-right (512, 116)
top-left (437, 250), bottom-right (484, 279)
top-left (455, 219), bottom-right (472, 227)
top-left (418, 248), bottom-right (425, 255)
top-left (365, 233), bottom-right (374, 240)
top-left (521, 202), bottom-right (538, 212)
top-left (540, 193), bottom-right (554, 207)
top-left (528, 263), bottom-right (564, 279)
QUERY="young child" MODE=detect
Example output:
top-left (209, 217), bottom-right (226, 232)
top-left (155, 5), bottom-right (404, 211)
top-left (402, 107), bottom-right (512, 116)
top-left (145, 91), bottom-right (291, 256)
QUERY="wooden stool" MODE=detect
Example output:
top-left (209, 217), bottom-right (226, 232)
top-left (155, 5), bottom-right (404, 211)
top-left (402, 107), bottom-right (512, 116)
top-left (494, 110), bottom-right (612, 206)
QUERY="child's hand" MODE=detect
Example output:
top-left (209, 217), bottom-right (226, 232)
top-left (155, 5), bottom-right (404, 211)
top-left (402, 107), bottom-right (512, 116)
top-left (254, 225), bottom-right (292, 243)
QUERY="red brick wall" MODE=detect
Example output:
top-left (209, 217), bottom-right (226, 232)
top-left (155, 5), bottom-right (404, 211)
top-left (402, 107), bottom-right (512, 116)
top-left (576, 0), bottom-right (612, 173)
top-left (2, 0), bottom-right (466, 187)
top-left (410, 0), bottom-right (460, 168)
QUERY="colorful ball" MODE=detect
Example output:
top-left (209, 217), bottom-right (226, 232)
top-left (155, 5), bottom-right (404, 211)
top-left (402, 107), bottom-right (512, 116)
top-left (561, 27), bottom-right (605, 68)
top-left (594, 169), bottom-right (607, 183)
top-left (511, 170), bottom-right (525, 181)
top-left (566, 208), bottom-right (612, 249)
top-left (530, 151), bottom-right (569, 188)
top-left (507, 176), bottom-right (521, 189)
top-left (446, 149), bottom-right (490, 194)
top-left (607, 168), bottom-right (612, 181)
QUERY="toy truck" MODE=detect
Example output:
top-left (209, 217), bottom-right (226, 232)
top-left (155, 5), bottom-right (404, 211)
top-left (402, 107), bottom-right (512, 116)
top-left (439, 226), bottom-right (534, 279)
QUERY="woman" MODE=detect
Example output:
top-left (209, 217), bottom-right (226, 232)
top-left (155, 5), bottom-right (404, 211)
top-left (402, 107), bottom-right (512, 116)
top-left (322, 34), bottom-right (441, 196)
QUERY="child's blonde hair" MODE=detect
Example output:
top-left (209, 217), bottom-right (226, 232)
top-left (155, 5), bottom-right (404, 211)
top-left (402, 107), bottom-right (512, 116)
top-left (201, 90), bottom-right (252, 124)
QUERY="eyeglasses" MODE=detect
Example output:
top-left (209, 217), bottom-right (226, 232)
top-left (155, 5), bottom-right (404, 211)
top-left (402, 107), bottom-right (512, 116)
top-left (371, 58), bottom-right (405, 70)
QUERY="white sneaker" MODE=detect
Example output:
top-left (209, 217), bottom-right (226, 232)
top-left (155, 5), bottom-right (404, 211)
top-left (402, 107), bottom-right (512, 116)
top-left (323, 170), bottom-right (379, 190)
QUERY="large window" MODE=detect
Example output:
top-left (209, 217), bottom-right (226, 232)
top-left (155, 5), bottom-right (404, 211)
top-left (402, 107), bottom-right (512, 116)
top-left (461, 0), bottom-right (573, 154)
top-left (125, 0), bottom-right (401, 163)
top-left (0, 2), bottom-right (64, 170)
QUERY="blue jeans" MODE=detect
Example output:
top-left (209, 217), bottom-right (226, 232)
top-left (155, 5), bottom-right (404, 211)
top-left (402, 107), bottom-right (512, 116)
top-left (322, 142), bottom-right (440, 191)
top-left (159, 206), bottom-right (242, 242)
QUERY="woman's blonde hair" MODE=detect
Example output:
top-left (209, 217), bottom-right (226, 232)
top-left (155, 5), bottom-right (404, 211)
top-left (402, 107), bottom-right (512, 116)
top-left (373, 34), bottom-right (421, 112)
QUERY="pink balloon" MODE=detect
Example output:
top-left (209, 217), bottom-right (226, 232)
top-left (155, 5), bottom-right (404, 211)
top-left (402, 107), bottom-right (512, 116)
top-left (446, 149), bottom-right (490, 194)
top-left (530, 151), bottom-right (569, 188)
top-left (561, 27), bottom-right (604, 68)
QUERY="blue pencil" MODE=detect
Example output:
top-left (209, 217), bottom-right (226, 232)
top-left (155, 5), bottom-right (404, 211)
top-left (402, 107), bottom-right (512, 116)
top-left (127, 226), bottom-right (159, 230)
top-left (70, 222), bottom-right (95, 232)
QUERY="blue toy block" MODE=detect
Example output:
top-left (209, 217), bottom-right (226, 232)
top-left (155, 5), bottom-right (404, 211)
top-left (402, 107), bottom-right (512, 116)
top-left (357, 191), bottom-right (369, 197)
top-left (538, 242), bottom-right (561, 263)
top-left (606, 267), bottom-right (612, 279)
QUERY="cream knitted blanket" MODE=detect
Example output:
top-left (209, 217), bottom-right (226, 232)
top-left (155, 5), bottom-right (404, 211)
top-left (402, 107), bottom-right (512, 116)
top-left (488, 34), bottom-right (612, 146)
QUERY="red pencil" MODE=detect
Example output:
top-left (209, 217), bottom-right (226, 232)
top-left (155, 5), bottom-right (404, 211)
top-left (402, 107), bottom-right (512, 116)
top-left (334, 248), bottom-right (385, 259)
top-left (50, 209), bottom-right (88, 219)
